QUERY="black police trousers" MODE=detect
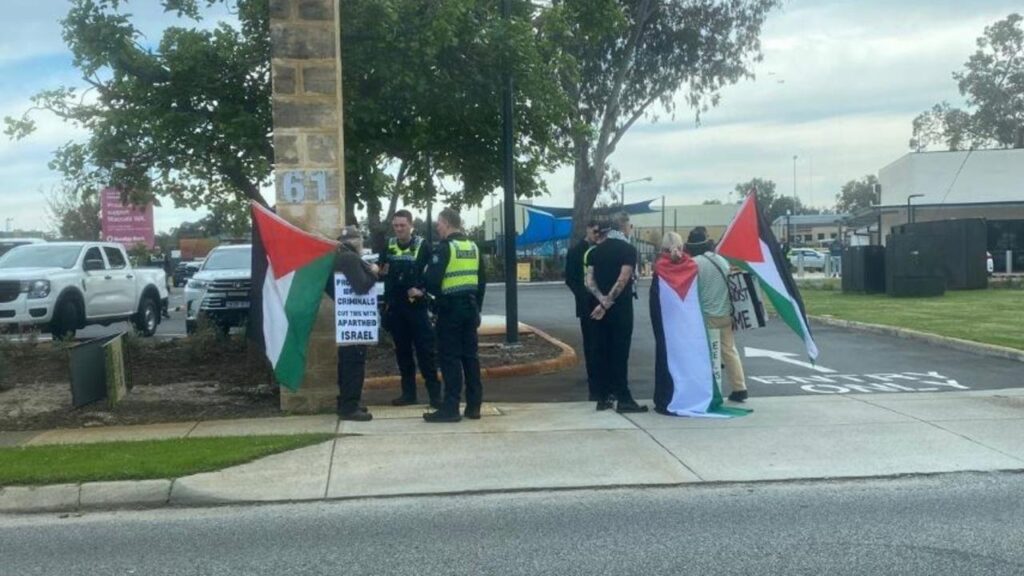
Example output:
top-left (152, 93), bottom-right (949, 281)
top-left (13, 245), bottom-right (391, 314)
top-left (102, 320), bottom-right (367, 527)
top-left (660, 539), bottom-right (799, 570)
top-left (436, 297), bottom-right (482, 415)
top-left (386, 301), bottom-right (441, 402)
top-left (336, 345), bottom-right (366, 415)
top-left (591, 303), bottom-right (636, 404)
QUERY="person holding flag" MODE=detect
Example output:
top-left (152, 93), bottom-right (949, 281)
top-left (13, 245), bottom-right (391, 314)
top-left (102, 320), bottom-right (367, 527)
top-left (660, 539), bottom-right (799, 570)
top-left (717, 190), bottom-right (820, 362)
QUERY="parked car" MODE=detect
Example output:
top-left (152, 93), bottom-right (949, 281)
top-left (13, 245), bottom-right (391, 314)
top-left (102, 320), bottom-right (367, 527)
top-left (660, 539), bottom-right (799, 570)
top-left (173, 260), bottom-right (204, 287)
top-left (0, 242), bottom-right (169, 339)
top-left (787, 248), bottom-right (827, 271)
top-left (0, 238), bottom-right (45, 258)
top-left (185, 245), bottom-right (252, 335)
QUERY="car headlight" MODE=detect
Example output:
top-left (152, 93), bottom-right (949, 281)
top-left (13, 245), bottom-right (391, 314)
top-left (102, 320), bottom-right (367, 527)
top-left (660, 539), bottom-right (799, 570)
top-left (20, 280), bottom-right (51, 299)
top-left (187, 278), bottom-right (210, 290)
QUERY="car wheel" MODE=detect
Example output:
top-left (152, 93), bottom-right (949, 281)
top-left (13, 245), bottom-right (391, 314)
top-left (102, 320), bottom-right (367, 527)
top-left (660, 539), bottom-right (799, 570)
top-left (50, 298), bottom-right (80, 341)
top-left (134, 296), bottom-right (160, 337)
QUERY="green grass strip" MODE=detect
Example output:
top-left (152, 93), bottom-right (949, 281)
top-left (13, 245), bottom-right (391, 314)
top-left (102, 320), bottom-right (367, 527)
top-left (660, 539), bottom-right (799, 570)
top-left (800, 288), bottom-right (1024, 351)
top-left (0, 434), bottom-right (334, 487)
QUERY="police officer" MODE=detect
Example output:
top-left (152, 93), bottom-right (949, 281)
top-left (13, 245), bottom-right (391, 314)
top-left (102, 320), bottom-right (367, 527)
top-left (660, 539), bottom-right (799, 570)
top-left (422, 207), bottom-right (486, 423)
top-left (381, 209), bottom-right (442, 408)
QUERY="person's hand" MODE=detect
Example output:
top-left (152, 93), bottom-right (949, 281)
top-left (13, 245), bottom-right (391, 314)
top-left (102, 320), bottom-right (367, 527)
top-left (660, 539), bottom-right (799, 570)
top-left (590, 304), bottom-right (606, 321)
top-left (407, 287), bottom-right (424, 299)
top-left (600, 295), bottom-right (614, 310)
top-left (369, 263), bottom-right (380, 277)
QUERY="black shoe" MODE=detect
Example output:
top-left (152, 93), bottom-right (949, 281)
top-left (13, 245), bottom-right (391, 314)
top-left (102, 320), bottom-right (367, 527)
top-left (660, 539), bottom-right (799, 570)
top-left (423, 410), bottom-right (462, 423)
top-left (728, 390), bottom-right (748, 403)
top-left (464, 406), bottom-right (482, 420)
top-left (616, 401), bottom-right (649, 414)
top-left (596, 399), bottom-right (613, 411)
top-left (339, 410), bottom-right (373, 422)
top-left (391, 396), bottom-right (417, 407)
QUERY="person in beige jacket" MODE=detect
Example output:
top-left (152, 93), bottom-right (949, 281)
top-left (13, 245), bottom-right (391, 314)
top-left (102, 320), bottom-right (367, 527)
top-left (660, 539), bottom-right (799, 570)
top-left (684, 227), bottom-right (748, 403)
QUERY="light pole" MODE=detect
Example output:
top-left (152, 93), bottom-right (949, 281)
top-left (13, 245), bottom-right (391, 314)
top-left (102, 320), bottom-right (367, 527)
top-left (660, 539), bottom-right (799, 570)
top-left (906, 194), bottom-right (924, 225)
top-left (619, 176), bottom-right (652, 207)
top-left (500, 0), bottom-right (518, 344)
top-left (3, 217), bottom-right (11, 233)
top-left (792, 155), bottom-right (798, 201)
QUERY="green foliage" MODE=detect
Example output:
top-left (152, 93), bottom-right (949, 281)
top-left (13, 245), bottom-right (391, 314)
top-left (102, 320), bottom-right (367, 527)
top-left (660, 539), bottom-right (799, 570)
top-left (4, 0), bottom-right (273, 210)
top-left (537, 0), bottom-right (781, 237)
top-left (0, 434), bottom-right (334, 486)
top-left (44, 184), bottom-right (102, 240)
top-left (733, 177), bottom-right (816, 223)
top-left (341, 0), bottom-right (571, 217)
top-left (911, 13), bottom-right (1024, 151)
top-left (701, 199), bottom-right (723, 205)
top-left (836, 175), bottom-right (879, 213)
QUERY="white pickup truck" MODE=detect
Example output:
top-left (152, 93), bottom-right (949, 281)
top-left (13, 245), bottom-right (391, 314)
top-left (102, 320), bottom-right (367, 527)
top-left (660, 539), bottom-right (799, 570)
top-left (0, 242), bottom-right (169, 339)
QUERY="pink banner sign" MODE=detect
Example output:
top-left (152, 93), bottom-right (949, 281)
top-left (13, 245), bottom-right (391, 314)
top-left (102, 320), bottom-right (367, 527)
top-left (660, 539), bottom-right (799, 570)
top-left (100, 188), bottom-right (155, 249)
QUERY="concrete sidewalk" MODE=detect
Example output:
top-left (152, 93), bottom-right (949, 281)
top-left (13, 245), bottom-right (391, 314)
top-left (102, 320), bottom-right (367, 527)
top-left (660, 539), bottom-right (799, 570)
top-left (3, 389), bottom-right (1024, 513)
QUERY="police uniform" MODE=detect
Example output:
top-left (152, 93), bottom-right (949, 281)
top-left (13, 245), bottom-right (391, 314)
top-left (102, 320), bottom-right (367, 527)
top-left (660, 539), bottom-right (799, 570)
top-left (564, 238), bottom-right (600, 400)
top-left (424, 232), bottom-right (486, 419)
top-left (383, 235), bottom-right (441, 406)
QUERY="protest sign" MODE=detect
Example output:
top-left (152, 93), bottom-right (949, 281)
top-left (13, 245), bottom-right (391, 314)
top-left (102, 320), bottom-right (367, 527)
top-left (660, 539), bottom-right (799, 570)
top-left (728, 271), bottom-right (767, 332)
top-left (334, 274), bottom-right (383, 345)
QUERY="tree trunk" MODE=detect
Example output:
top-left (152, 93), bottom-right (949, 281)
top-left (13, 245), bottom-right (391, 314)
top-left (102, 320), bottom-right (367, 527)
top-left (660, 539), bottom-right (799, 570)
top-left (570, 139), bottom-right (601, 247)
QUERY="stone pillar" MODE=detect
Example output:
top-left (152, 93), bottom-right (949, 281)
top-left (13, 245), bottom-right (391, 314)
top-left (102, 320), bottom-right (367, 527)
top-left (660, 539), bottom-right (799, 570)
top-left (270, 0), bottom-right (345, 413)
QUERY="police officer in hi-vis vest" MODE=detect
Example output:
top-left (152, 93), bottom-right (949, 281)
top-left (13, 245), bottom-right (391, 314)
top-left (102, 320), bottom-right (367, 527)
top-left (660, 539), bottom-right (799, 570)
top-left (381, 209), bottom-right (442, 408)
top-left (422, 207), bottom-right (487, 423)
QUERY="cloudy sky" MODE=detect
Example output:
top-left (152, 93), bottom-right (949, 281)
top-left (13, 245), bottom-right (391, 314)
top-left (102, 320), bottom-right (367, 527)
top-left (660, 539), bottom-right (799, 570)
top-left (0, 0), bottom-right (1020, 234)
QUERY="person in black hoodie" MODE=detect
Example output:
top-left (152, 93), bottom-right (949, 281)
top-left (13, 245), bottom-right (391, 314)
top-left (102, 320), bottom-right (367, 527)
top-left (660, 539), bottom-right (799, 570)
top-left (325, 225), bottom-right (380, 421)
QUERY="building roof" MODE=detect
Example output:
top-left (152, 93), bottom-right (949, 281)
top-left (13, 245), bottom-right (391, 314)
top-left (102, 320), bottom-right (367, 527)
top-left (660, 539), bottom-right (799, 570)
top-left (770, 213), bottom-right (849, 227)
top-left (879, 148), bottom-right (1024, 206)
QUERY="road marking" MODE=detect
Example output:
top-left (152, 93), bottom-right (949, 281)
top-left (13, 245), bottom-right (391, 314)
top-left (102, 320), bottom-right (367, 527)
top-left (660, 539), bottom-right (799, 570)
top-left (744, 347), bottom-right (837, 374)
top-left (747, 371), bottom-right (969, 394)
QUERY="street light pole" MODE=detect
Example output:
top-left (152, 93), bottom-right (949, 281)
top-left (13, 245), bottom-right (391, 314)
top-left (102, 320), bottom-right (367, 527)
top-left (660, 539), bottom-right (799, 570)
top-left (792, 155), bottom-right (798, 201)
top-left (619, 176), bottom-right (653, 208)
top-left (500, 0), bottom-right (518, 345)
top-left (906, 194), bottom-right (924, 225)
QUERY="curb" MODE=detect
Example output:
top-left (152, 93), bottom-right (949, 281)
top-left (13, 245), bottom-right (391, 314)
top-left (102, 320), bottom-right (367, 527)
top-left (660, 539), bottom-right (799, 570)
top-left (0, 479), bottom-right (173, 515)
top-left (810, 315), bottom-right (1024, 363)
top-left (6, 469), bottom-right (1024, 516)
top-left (363, 325), bottom-right (577, 390)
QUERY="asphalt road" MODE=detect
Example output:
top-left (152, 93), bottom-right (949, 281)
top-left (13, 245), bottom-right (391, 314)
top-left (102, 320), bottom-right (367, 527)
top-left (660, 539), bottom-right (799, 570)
top-left (62, 282), bottom-right (1024, 401)
top-left (2, 473), bottom-right (1023, 575)
top-left (482, 281), bottom-right (1024, 401)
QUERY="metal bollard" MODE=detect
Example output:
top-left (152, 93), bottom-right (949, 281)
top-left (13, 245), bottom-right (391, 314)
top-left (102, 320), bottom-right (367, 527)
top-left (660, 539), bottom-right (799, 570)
top-left (1009, 250), bottom-right (1014, 275)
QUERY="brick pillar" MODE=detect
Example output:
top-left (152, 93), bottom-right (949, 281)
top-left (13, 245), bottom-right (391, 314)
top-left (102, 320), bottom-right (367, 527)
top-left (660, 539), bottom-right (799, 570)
top-left (270, 0), bottom-right (345, 413)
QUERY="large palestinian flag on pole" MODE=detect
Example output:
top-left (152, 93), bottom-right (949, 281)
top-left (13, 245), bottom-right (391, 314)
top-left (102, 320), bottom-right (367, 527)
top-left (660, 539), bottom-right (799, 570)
top-left (651, 255), bottom-right (751, 418)
top-left (250, 202), bottom-right (337, 391)
top-left (717, 191), bottom-right (819, 360)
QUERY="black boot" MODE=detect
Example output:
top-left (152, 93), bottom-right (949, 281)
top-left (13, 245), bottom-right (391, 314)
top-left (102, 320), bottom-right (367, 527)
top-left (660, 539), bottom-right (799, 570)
top-left (339, 410), bottom-right (373, 422)
top-left (391, 396), bottom-right (417, 406)
top-left (728, 390), bottom-right (748, 403)
top-left (464, 405), bottom-right (482, 420)
top-left (423, 410), bottom-right (462, 423)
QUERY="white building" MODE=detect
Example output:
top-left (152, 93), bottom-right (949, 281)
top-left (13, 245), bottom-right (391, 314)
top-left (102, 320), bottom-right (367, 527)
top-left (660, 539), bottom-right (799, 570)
top-left (868, 149), bottom-right (1024, 272)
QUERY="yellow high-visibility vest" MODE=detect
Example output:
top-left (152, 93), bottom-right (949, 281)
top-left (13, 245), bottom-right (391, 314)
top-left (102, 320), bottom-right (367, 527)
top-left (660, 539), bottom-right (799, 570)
top-left (387, 236), bottom-right (422, 262)
top-left (441, 239), bottom-right (480, 296)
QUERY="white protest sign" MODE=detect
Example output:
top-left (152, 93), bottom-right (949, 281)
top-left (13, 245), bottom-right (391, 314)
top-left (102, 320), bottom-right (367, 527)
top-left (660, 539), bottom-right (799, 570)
top-left (728, 271), bottom-right (767, 332)
top-left (334, 274), bottom-right (383, 345)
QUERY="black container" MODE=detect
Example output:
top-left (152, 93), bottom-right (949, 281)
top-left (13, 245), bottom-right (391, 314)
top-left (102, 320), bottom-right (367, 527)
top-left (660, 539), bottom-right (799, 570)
top-left (885, 234), bottom-right (945, 297)
top-left (842, 246), bottom-right (886, 294)
top-left (892, 219), bottom-right (987, 290)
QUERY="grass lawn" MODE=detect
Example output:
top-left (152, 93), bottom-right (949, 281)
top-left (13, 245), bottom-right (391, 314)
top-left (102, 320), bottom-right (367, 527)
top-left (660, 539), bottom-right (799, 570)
top-left (800, 288), bottom-right (1024, 351)
top-left (0, 434), bottom-right (334, 487)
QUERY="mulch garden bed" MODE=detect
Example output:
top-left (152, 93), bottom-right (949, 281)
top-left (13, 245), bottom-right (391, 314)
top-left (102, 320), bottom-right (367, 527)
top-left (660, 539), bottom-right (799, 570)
top-left (0, 331), bottom-right (561, 431)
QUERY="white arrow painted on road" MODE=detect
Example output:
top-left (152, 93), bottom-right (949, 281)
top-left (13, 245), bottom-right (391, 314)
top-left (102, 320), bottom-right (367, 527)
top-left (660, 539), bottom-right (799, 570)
top-left (744, 347), bottom-right (837, 374)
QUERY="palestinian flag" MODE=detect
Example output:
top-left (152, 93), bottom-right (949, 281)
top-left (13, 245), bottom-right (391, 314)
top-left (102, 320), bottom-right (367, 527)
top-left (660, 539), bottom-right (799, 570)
top-left (717, 191), bottom-right (819, 360)
top-left (651, 254), bottom-right (751, 418)
top-left (250, 202), bottom-right (337, 391)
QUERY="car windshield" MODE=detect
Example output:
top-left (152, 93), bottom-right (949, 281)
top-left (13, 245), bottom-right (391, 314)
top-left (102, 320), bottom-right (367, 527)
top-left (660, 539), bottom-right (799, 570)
top-left (0, 245), bottom-right (82, 269)
top-left (202, 248), bottom-right (251, 271)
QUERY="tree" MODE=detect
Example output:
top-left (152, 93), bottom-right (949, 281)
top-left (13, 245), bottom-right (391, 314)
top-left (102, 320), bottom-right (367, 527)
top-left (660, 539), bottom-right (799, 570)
top-left (44, 185), bottom-right (101, 241)
top-left (537, 0), bottom-right (780, 240)
top-left (733, 177), bottom-right (817, 223)
top-left (835, 175), bottom-right (878, 213)
top-left (5, 0), bottom-right (272, 212)
top-left (911, 13), bottom-right (1024, 151)
top-left (701, 199), bottom-right (723, 205)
